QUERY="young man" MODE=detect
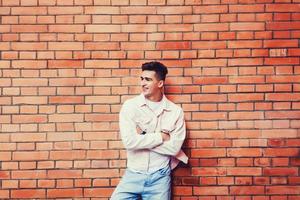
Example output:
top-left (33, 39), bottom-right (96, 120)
top-left (111, 61), bottom-right (188, 200)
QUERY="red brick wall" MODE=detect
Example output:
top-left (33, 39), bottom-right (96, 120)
top-left (0, 0), bottom-right (299, 199)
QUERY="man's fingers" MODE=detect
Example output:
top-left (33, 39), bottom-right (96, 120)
top-left (136, 125), bottom-right (142, 134)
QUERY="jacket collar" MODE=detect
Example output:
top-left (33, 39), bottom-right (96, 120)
top-left (137, 93), bottom-right (171, 112)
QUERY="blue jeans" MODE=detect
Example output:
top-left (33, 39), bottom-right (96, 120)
top-left (110, 165), bottom-right (171, 200)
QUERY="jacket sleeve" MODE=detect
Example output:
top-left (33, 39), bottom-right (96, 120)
top-left (150, 109), bottom-right (186, 156)
top-left (119, 101), bottom-right (163, 150)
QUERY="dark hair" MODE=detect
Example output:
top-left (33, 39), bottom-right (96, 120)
top-left (141, 61), bottom-right (168, 81)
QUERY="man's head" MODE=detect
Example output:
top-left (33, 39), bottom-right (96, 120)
top-left (140, 61), bottom-right (168, 101)
top-left (142, 61), bottom-right (168, 81)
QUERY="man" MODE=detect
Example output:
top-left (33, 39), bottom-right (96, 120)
top-left (111, 61), bottom-right (188, 200)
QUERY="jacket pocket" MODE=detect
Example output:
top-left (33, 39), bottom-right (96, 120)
top-left (135, 116), bottom-right (152, 131)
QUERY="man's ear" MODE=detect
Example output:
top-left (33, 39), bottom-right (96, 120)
top-left (158, 80), bottom-right (164, 88)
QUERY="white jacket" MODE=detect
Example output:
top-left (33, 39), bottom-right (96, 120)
top-left (119, 94), bottom-right (188, 172)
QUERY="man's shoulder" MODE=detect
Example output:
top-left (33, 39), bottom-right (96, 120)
top-left (122, 95), bottom-right (142, 107)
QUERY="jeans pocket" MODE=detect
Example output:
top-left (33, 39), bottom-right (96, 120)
top-left (158, 166), bottom-right (171, 176)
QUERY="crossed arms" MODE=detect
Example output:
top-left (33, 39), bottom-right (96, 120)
top-left (119, 102), bottom-right (186, 157)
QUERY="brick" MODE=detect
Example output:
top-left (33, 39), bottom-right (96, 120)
top-left (120, 6), bottom-right (156, 14)
top-left (192, 41), bottom-right (226, 49)
top-left (157, 42), bottom-right (191, 50)
top-left (173, 186), bottom-right (193, 195)
top-left (12, 60), bottom-right (47, 69)
top-left (229, 112), bottom-right (264, 120)
top-left (87, 150), bottom-right (119, 159)
top-left (11, 189), bottom-right (46, 199)
top-left (227, 148), bottom-right (262, 157)
top-left (265, 57), bottom-right (299, 65)
top-left (122, 24), bottom-right (157, 33)
top-left (191, 148), bottom-right (226, 158)
top-left (267, 75), bottom-right (300, 83)
top-left (0, 152), bottom-right (11, 161)
top-left (11, 42), bottom-right (47, 50)
top-left (12, 7), bottom-right (46, 15)
top-left (266, 93), bottom-right (300, 101)
top-left (194, 77), bottom-right (227, 85)
top-left (0, 171), bottom-right (10, 179)
top-left (12, 78), bottom-right (48, 86)
top-left (49, 96), bottom-right (84, 104)
top-left (192, 112), bottom-right (227, 120)
top-left (225, 130), bottom-right (260, 139)
top-left (266, 111), bottom-right (300, 119)
top-left (266, 4), bottom-right (300, 12)
top-left (48, 42), bottom-right (83, 51)
top-left (266, 186), bottom-right (300, 194)
top-left (48, 6), bottom-right (83, 14)
top-left (84, 42), bottom-right (120, 50)
top-left (83, 169), bottom-right (119, 178)
top-left (264, 148), bottom-right (299, 157)
top-left (49, 25), bottom-right (84, 33)
top-left (11, 25), bottom-right (47, 33)
top-left (50, 148), bottom-right (85, 158)
top-left (84, 188), bottom-right (114, 197)
top-left (266, 21), bottom-right (299, 30)
top-left (12, 170), bottom-right (46, 179)
top-left (46, 132), bottom-right (81, 142)
top-left (47, 170), bottom-right (82, 179)
top-left (86, 78), bottom-right (120, 86)
top-left (200, 178), bottom-right (217, 187)
top-left (47, 188), bottom-right (83, 198)
top-left (193, 59), bottom-right (227, 67)
top-left (86, 25), bottom-right (121, 33)
top-left (194, 23), bottom-right (229, 32)
top-left (228, 58), bottom-right (263, 66)
top-left (228, 93), bottom-right (264, 102)
top-left (13, 151), bottom-right (48, 161)
top-left (85, 6), bottom-right (119, 14)
top-left (230, 22), bottom-right (265, 31)
top-left (193, 5), bottom-right (228, 13)
top-left (48, 114), bottom-right (83, 123)
top-left (12, 114), bottom-right (48, 124)
top-left (194, 186), bottom-right (228, 195)
top-left (157, 6), bottom-right (192, 14)
top-left (227, 167), bottom-right (262, 176)
top-left (192, 167), bottom-right (226, 176)
top-left (229, 4), bottom-right (265, 12)
top-left (10, 133), bottom-right (45, 142)
top-left (49, 78), bottom-right (84, 86)
top-left (230, 186), bottom-right (264, 195)
top-left (265, 40), bottom-right (298, 48)
top-left (264, 167), bottom-right (298, 176)
top-left (0, 97), bottom-right (12, 105)
top-left (228, 41), bottom-right (262, 49)
top-left (85, 60), bottom-right (119, 68)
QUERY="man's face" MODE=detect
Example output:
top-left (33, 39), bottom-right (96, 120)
top-left (140, 70), bottom-right (163, 98)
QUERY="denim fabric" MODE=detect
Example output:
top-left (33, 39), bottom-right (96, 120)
top-left (110, 165), bottom-right (171, 200)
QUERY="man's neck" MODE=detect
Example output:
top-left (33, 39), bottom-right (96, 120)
top-left (145, 93), bottom-right (163, 102)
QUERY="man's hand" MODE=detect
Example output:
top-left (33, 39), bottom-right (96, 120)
top-left (136, 125), bottom-right (143, 134)
top-left (161, 130), bottom-right (170, 141)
